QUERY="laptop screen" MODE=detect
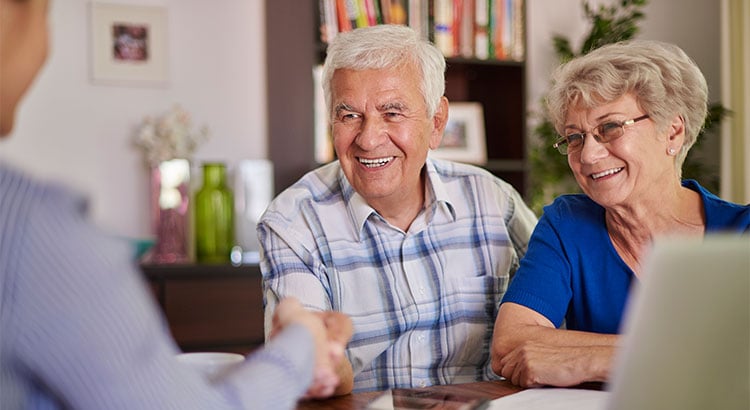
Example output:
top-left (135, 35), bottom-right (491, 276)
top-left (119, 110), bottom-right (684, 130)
top-left (607, 234), bottom-right (749, 410)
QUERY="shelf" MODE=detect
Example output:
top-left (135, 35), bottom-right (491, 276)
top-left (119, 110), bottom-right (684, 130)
top-left (142, 263), bottom-right (265, 354)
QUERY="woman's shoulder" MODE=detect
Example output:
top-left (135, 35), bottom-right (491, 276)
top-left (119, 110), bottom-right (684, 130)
top-left (536, 194), bottom-right (606, 235)
top-left (543, 193), bottom-right (603, 216)
top-left (683, 180), bottom-right (750, 230)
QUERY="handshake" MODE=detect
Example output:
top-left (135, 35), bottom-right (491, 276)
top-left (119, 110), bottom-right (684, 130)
top-left (270, 298), bottom-right (354, 398)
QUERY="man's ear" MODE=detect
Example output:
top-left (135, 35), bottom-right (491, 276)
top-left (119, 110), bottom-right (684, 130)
top-left (429, 97), bottom-right (449, 150)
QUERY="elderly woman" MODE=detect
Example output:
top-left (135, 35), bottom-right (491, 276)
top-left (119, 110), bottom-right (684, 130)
top-left (491, 40), bottom-right (750, 388)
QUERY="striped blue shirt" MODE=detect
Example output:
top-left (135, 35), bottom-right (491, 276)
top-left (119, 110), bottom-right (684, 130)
top-left (0, 163), bottom-right (315, 409)
top-left (258, 159), bottom-right (537, 392)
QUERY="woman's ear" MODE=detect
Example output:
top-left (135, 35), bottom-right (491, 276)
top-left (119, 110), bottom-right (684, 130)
top-left (667, 114), bottom-right (686, 144)
top-left (429, 97), bottom-right (449, 150)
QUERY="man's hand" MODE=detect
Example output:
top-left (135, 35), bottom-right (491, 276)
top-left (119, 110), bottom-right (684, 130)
top-left (271, 298), bottom-right (353, 398)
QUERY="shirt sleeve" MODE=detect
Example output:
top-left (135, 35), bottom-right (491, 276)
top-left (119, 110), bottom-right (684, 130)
top-left (7, 187), bottom-right (312, 410)
top-left (504, 184), bottom-right (538, 264)
top-left (500, 208), bottom-right (573, 328)
top-left (257, 216), bottom-right (334, 341)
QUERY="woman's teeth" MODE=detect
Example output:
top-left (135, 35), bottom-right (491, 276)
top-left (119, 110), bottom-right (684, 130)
top-left (591, 167), bottom-right (623, 180)
top-left (359, 157), bottom-right (394, 168)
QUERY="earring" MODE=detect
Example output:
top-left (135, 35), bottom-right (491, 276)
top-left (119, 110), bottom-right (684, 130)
top-left (668, 148), bottom-right (676, 155)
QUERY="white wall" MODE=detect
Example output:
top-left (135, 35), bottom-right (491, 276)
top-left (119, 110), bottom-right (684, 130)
top-left (0, 0), bottom-right (266, 239)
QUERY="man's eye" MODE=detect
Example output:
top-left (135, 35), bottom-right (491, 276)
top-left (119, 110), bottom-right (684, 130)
top-left (339, 113), bottom-right (360, 122)
top-left (384, 111), bottom-right (402, 120)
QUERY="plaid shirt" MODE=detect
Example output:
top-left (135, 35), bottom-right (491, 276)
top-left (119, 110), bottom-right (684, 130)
top-left (258, 158), bottom-right (537, 392)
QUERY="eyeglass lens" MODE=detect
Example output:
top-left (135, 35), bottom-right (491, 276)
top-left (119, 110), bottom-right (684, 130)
top-left (553, 115), bottom-right (649, 155)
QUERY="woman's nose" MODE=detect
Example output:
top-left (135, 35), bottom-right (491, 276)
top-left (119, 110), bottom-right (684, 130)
top-left (578, 133), bottom-right (609, 164)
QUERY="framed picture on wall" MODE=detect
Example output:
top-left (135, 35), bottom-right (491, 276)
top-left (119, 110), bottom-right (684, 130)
top-left (429, 102), bottom-right (487, 165)
top-left (89, 3), bottom-right (168, 86)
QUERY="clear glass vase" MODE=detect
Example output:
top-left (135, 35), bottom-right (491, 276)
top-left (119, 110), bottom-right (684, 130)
top-left (147, 159), bottom-right (190, 264)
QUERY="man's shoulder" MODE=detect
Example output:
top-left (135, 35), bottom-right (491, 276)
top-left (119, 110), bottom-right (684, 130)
top-left (430, 158), bottom-right (494, 178)
top-left (428, 158), bottom-right (515, 191)
top-left (262, 162), bottom-right (346, 219)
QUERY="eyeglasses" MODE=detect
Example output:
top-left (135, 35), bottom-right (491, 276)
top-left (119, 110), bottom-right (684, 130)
top-left (552, 114), bottom-right (650, 155)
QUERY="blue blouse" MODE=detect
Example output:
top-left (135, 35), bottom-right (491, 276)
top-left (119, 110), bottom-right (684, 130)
top-left (501, 180), bottom-right (750, 333)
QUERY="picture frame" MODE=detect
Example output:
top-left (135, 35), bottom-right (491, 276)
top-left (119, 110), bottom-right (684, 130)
top-left (89, 2), bottom-right (168, 86)
top-left (313, 65), bottom-right (335, 164)
top-left (430, 102), bottom-right (487, 164)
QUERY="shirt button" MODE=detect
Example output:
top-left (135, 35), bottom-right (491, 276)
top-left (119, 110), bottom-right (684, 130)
top-left (419, 380), bottom-right (427, 387)
top-left (419, 287), bottom-right (426, 295)
top-left (418, 335), bottom-right (425, 342)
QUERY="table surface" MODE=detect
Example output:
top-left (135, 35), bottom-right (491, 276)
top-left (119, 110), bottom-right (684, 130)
top-left (296, 380), bottom-right (526, 410)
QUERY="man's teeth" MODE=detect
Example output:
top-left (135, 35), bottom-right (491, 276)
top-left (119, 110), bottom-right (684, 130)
top-left (359, 157), bottom-right (394, 168)
top-left (591, 167), bottom-right (623, 179)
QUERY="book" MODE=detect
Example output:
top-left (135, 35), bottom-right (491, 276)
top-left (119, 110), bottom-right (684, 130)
top-left (474, 0), bottom-right (489, 59)
top-left (355, 0), bottom-right (370, 27)
top-left (433, 0), bottom-right (454, 56)
top-left (319, 0), bottom-right (339, 44)
top-left (336, 0), bottom-right (353, 32)
top-left (510, 0), bottom-right (525, 61)
top-left (409, 0), bottom-right (430, 40)
top-left (344, 0), bottom-right (360, 28)
top-left (459, 0), bottom-right (476, 58)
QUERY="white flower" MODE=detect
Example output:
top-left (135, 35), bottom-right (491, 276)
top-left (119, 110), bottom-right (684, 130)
top-left (133, 105), bottom-right (210, 165)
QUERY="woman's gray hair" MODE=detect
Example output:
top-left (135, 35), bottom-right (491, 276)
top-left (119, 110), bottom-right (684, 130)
top-left (546, 40), bottom-right (708, 174)
top-left (321, 24), bottom-right (446, 118)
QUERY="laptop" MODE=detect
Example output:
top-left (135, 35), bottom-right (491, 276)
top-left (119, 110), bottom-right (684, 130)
top-left (607, 234), bottom-right (749, 410)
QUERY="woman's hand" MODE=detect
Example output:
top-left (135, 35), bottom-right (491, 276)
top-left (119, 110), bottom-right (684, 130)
top-left (496, 341), bottom-right (614, 388)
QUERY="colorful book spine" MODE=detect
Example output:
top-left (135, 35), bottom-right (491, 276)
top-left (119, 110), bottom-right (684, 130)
top-left (355, 0), bottom-right (370, 27)
top-left (433, 0), bottom-right (454, 56)
top-left (319, 0), bottom-right (339, 44)
top-left (510, 0), bottom-right (525, 61)
top-left (474, 0), bottom-right (489, 59)
top-left (336, 0), bottom-right (352, 32)
top-left (459, 0), bottom-right (475, 58)
top-left (320, 0), bottom-right (523, 62)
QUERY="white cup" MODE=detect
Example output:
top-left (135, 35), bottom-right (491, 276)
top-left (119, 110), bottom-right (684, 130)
top-left (176, 352), bottom-right (245, 381)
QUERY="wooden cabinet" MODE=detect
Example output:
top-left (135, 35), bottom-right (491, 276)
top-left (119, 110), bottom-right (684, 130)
top-left (265, 1), bottom-right (527, 196)
top-left (143, 263), bottom-right (265, 354)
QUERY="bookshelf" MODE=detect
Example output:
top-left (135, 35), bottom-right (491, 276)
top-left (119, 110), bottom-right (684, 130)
top-left (265, 1), bottom-right (527, 196)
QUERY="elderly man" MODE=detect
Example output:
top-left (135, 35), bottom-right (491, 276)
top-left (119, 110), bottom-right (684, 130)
top-left (258, 24), bottom-right (537, 394)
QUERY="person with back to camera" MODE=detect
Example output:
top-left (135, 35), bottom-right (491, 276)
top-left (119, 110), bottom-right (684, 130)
top-left (491, 39), bottom-right (750, 388)
top-left (0, 1), bottom-right (352, 408)
top-left (257, 24), bottom-right (538, 394)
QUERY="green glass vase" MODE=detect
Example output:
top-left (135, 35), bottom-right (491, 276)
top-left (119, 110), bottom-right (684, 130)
top-left (195, 162), bottom-right (234, 263)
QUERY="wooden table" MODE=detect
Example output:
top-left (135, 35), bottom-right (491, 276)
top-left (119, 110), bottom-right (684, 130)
top-left (296, 380), bottom-right (525, 410)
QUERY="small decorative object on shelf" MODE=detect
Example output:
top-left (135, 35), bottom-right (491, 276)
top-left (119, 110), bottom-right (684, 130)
top-left (133, 105), bottom-right (209, 263)
top-left (195, 162), bottom-right (234, 264)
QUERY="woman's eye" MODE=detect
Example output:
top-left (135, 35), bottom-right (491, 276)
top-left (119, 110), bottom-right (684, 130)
top-left (599, 122), bottom-right (620, 133)
top-left (567, 133), bottom-right (584, 145)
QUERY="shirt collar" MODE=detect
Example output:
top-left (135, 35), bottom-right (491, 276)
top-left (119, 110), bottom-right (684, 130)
top-left (341, 159), bottom-right (457, 241)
